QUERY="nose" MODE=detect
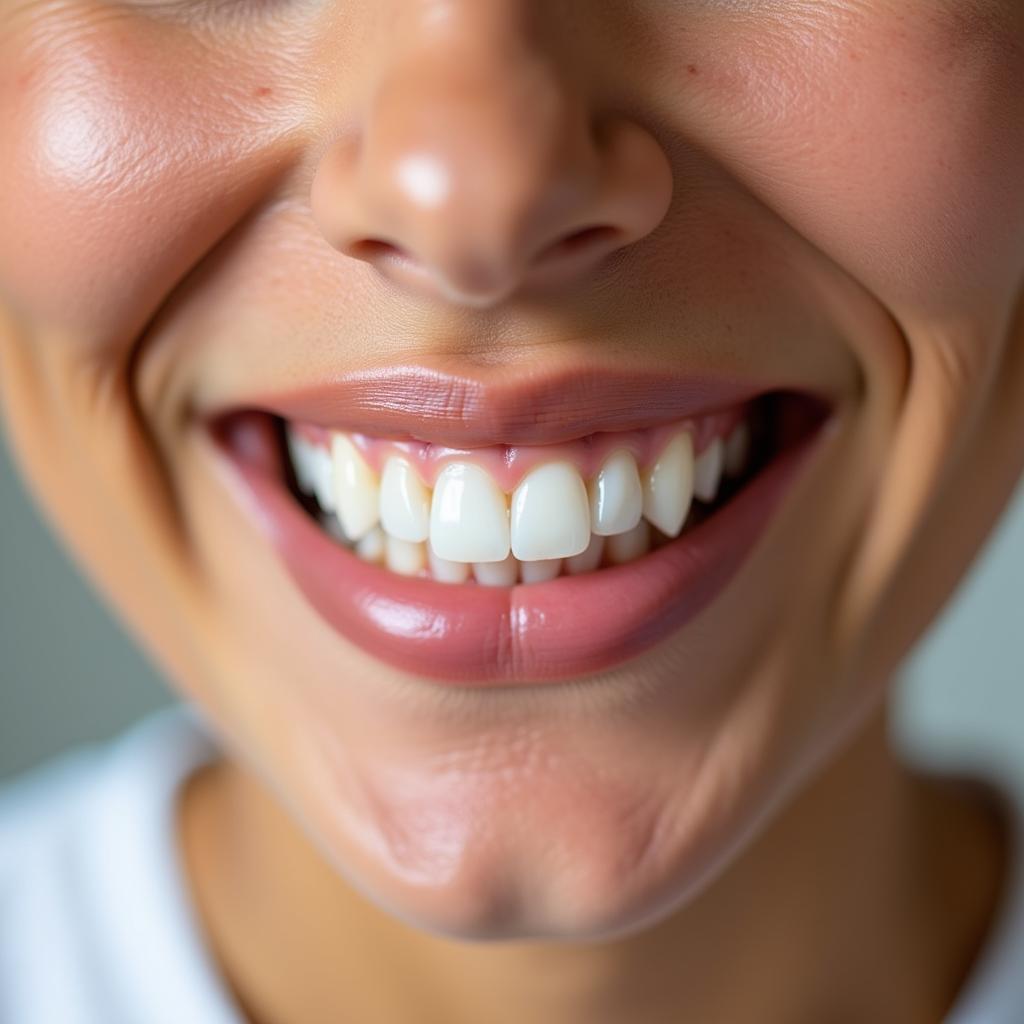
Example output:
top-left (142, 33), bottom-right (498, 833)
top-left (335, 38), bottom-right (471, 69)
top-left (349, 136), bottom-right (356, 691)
top-left (310, 9), bottom-right (673, 308)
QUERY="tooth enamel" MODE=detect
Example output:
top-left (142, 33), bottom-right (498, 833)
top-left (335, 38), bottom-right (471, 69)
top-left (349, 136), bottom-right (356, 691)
top-left (724, 420), bottom-right (751, 477)
top-left (286, 428), bottom-right (319, 495)
top-left (588, 450), bottom-right (643, 536)
top-left (332, 434), bottom-right (380, 540)
top-left (693, 436), bottom-right (725, 503)
top-left (565, 533), bottom-right (605, 575)
top-left (354, 526), bottom-right (386, 563)
top-left (428, 547), bottom-right (471, 584)
top-left (380, 456), bottom-right (431, 542)
top-left (430, 462), bottom-right (510, 563)
top-left (385, 536), bottom-right (427, 577)
top-left (606, 518), bottom-right (651, 564)
top-left (309, 447), bottom-right (336, 513)
top-left (641, 430), bottom-right (694, 538)
top-left (473, 554), bottom-right (518, 587)
top-left (510, 461), bottom-right (590, 561)
top-left (520, 558), bottom-right (561, 583)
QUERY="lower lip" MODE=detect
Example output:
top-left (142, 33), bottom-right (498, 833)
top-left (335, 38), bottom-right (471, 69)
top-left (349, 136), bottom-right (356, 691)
top-left (216, 400), bottom-right (832, 687)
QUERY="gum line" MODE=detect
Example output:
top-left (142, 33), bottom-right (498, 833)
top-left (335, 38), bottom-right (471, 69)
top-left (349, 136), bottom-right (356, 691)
top-left (290, 404), bottom-right (749, 494)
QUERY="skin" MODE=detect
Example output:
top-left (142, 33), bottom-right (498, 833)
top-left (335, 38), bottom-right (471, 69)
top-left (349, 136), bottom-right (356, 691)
top-left (1, 0), bottom-right (1023, 1020)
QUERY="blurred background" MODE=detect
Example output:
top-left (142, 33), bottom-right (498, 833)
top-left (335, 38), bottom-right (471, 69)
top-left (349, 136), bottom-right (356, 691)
top-left (2, 427), bottom-right (1022, 783)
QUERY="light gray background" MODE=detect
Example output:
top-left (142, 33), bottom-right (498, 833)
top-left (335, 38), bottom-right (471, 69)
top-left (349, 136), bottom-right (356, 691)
top-left (1, 426), bottom-right (1022, 781)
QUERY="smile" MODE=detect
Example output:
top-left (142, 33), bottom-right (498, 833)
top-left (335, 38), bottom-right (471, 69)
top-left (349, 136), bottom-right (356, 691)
top-left (212, 367), bottom-right (835, 686)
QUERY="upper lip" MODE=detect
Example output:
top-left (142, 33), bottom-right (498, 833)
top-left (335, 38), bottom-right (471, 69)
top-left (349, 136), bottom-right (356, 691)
top-left (226, 362), bottom-right (825, 447)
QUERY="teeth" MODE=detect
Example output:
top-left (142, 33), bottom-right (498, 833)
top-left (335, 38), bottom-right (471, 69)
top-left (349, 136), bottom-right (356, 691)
top-left (641, 430), bottom-right (694, 538)
top-left (379, 456), bottom-right (431, 543)
top-left (564, 533), bottom-right (605, 575)
top-left (332, 435), bottom-right (380, 540)
top-left (310, 449), bottom-right (337, 514)
top-left (693, 436), bottom-right (724, 503)
top-left (724, 420), bottom-right (751, 478)
top-left (588, 450), bottom-right (642, 536)
top-left (430, 462), bottom-right (511, 563)
top-left (510, 461), bottom-right (591, 561)
top-left (354, 526), bottom-right (386, 564)
top-left (473, 554), bottom-right (518, 587)
top-left (606, 519), bottom-right (651, 564)
top-left (428, 547), bottom-right (471, 584)
top-left (385, 536), bottom-right (427, 577)
top-left (286, 428), bottom-right (320, 496)
top-left (288, 413), bottom-right (754, 583)
top-left (520, 558), bottom-right (561, 584)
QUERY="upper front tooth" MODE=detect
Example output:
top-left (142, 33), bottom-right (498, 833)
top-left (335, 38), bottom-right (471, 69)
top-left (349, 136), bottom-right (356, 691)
top-left (379, 456), bottom-right (431, 542)
top-left (511, 461), bottom-right (591, 561)
top-left (641, 430), bottom-right (694, 537)
top-left (430, 462), bottom-right (510, 563)
top-left (693, 436), bottom-right (724, 503)
top-left (331, 434), bottom-right (380, 540)
top-left (588, 449), bottom-right (642, 536)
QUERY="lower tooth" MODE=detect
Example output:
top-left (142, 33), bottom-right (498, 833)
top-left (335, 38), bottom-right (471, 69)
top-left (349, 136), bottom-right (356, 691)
top-left (473, 555), bottom-right (518, 587)
top-left (564, 534), bottom-right (604, 575)
top-left (355, 527), bottom-right (386, 564)
top-left (428, 547), bottom-right (471, 584)
top-left (520, 558), bottom-right (561, 584)
top-left (606, 519), bottom-right (651, 564)
top-left (386, 536), bottom-right (427, 577)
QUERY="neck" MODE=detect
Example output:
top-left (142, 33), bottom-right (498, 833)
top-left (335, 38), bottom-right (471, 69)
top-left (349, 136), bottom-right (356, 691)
top-left (180, 699), bottom-right (1008, 1024)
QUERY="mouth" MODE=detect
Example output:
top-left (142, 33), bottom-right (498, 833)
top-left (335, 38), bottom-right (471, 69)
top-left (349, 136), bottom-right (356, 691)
top-left (210, 368), bottom-right (835, 687)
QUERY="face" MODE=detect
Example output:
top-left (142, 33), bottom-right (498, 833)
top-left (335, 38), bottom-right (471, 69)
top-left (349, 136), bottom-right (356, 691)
top-left (2, 0), bottom-right (1023, 941)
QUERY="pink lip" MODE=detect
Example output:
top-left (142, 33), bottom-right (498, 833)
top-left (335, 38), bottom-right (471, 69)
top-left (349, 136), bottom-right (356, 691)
top-left (211, 382), bottom-right (833, 686)
top-left (242, 364), bottom-right (787, 447)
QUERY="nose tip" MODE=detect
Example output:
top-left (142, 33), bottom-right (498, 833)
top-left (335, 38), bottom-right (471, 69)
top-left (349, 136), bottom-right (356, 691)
top-left (311, 51), bottom-right (673, 307)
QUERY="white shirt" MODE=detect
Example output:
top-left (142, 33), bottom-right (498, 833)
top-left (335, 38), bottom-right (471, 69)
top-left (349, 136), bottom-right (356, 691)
top-left (1, 703), bottom-right (1022, 1023)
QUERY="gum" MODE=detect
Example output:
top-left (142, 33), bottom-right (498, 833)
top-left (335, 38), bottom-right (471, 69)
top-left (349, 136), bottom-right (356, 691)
top-left (291, 403), bottom-right (751, 493)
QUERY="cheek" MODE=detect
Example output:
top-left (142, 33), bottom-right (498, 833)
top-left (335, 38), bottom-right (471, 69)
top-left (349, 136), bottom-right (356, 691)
top-left (700, 4), bottom-right (1024, 319)
top-left (0, 12), bottom-right (301, 350)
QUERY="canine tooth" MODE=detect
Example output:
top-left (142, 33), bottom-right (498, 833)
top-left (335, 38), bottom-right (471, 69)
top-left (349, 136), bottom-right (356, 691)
top-left (694, 436), bottom-right (725, 503)
top-left (520, 558), bottom-right (561, 583)
top-left (380, 456), bottom-right (431, 542)
top-left (355, 526), bottom-right (386, 563)
top-left (641, 431), bottom-right (694, 537)
top-left (428, 547), bottom-right (471, 584)
top-left (606, 519), bottom-right (651, 564)
top-left (430, 463), bottom-right (510, 563)
top-left (565, 534), bottom-right (605, 575)
top-left (724, 420), bottom-right (751, 477)
top-left (385, 536), bottom-right (427, 576)
top-left (473, 554), bottom-right (518, 587)
top-left (510, 462), bottom-right (590, 561)
top-left (588, 450), bottom-right (642, 536)
top-left (332, 434), bottom-right (380, 540)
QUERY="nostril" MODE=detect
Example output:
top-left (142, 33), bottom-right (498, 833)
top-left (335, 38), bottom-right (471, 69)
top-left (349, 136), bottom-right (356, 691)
top-left (535, 225), bottom-right (622, 266)
top-left (349, 238), bottom-right (411, 266)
